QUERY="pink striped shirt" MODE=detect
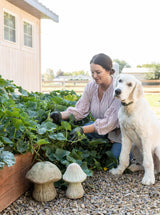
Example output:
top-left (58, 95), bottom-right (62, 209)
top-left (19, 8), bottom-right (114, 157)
top-left (67, 79), bottom-right (121, 142)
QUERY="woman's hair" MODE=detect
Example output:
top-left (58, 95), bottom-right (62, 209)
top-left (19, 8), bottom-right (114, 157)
top-left (90, 53), bottom-right (115, 75)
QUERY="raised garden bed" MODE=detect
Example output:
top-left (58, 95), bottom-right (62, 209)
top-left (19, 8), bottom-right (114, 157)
top-left (0, 152), bottom-right (34, 212)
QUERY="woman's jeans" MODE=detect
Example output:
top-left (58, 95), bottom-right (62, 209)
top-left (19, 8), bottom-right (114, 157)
top-left (84, 122), bottom-right (122, 159)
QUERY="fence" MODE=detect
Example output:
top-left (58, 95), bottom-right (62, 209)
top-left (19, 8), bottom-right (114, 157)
top-left (42, 80), bottom-right (160, 94)
top-left (141, 80), bottom-right (160, 93)
top-left (42, 80), bottom-right (89, 94)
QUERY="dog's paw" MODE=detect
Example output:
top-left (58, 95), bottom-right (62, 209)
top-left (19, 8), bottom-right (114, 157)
top-left (109, 168), bottom-right (122, 175)
top-left (142, 175), bottom-right (155, 185)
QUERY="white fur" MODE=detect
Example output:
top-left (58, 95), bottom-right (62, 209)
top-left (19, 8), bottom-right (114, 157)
top-left (110, 74), bottom-right (160, 185)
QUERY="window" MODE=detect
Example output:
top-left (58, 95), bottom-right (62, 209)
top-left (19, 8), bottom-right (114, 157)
top-left (24, 21), bottom-right (32, 48)
top-left (4, 11), bottom-right (16, 42)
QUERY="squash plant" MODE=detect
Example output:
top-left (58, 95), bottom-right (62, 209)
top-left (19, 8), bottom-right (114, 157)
top-left (0, 76), bottom-right (117, 175)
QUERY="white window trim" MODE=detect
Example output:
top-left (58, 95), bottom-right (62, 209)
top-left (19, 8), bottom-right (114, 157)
top-left (23, 19), bottom-right (34, 49)
top-left (3, 9), bottom-right (17, 45)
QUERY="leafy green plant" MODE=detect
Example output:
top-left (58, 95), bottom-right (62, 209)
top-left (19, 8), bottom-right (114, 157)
top-left (0, 75), bottom-right (117, 175)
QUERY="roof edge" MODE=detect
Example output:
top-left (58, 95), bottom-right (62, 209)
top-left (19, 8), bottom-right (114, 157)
top-left (6, 0), bottom-right (59, 22)
top-left (25, 0), bottom-right (59, 22)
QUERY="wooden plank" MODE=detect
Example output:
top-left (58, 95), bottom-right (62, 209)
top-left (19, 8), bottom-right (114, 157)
top-left (43, 80), bottom-right (89, 84)
top-left (141, 80), bottom-right (160, 83)
top-left (143, 85), bottom-right (160, 88)
top-left (144, 90), bottom-right (160, 93)
top-left (42, 85), bottom-right (64, 88)
top-left (0, 152), bottom-right (34, 212)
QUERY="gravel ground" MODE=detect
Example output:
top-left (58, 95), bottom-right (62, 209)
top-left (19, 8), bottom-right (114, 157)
top-left (1, 171), bottom-right (160, 215)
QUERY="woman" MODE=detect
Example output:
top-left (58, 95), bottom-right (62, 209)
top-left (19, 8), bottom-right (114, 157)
top-left (50, 53), bottom-right (122, 158)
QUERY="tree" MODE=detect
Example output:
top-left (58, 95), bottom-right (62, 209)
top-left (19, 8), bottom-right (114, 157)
top-left (113, 59), bottom-right (131, 73)
top-left (56, 69), bottom-right (64, 77)
top-left (42, 68), bottom-right (55, 81)
top-left (61, 70), bottom-right (89, 76)
top-left (137, 63), bottom-right (160, 80)
top-left (72, 70), bottom-right (89, 76)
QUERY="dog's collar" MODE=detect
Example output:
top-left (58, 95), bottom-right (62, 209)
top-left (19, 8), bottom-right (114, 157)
top-left (121, 101), bottom-right (134, 106)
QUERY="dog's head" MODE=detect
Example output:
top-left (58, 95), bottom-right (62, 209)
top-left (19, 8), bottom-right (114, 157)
top-left (113, 74), bottom-right (144, 104)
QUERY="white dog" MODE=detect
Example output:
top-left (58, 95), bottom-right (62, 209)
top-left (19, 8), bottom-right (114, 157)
top-left (110, 74), bottom-right (160, 185)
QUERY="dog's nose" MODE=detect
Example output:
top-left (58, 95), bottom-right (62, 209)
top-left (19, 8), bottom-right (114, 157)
top-left (115, 88), bottom-right (121, 95)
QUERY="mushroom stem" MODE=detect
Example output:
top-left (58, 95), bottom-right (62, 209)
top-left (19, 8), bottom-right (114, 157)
top-left (33, 182), bottom-right (57, 202)
top-left (66, 182), bottom-right (84, 199)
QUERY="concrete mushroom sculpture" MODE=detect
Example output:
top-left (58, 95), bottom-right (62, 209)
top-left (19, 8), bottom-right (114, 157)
top-left (26, 161), bottom-right (62, 202)
top-left (63, 163), bottom-right (87, 199)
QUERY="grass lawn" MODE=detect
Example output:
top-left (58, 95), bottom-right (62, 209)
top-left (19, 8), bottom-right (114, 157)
top-left (144, 93), bottom-right (160, 118)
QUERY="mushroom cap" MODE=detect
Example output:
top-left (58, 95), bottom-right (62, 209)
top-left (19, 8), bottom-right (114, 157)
top-left (26, 161), bottom-right (62, 184)
top-left (63, 163), bottom-right (87, 183)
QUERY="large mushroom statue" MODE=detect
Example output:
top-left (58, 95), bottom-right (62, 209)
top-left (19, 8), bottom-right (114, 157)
top-left (26, 161), bottom-right (62, 202)
top-left (63, 163), bottom-right (87, 199)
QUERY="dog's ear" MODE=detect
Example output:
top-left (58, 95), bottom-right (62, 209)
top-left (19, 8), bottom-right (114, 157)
top-left (132, 79), bottom-right (144, 100)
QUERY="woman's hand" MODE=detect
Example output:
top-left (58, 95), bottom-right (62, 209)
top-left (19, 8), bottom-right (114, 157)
top-left (70, 127), bottom-right (84, 141)
top-left (50, 111), bottom-right (62, 125)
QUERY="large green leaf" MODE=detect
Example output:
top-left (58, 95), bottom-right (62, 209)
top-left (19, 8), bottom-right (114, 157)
top-left (16, 140), bottom-right (29, 153)
top-left (37, 121), bottom-right (57, 134)
top-left (61, 121), bottom-right (71, 131)
top-left (81, 162), bottom-right (93, 176)
top-left (0, 151), bottom-right (15, 167)
top-left (66, 155), bottom-right (77, 163)
top-left (1, 137), bottom-right (13, 145)
top-left (17, 86), bottom-right (28, 96)
top-left (37, 126), bottom-right (47, 135)
top-left (37, 139), bottom-right (49, 145)
top-left (70, 148), bottom-right (83, 160)
top-left (56, 133), bottom-right (66, 141)
top-left (49, 133), bottom-right (66, 141)
top-left (54, 148), bottom-right (70, 161)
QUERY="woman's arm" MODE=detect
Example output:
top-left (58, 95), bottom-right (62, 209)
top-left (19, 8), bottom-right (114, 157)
top-left (60, 111), bottom-right (71, 120)
top-left (82, 123), bottom-right (95, 134)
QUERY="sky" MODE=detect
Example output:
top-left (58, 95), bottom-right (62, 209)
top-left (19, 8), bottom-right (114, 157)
top-left (39, 0), bottom-right (160, 74)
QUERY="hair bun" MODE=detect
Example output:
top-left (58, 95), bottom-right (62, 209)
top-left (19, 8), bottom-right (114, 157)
top-left (111, 68), bottom-right (115, 75)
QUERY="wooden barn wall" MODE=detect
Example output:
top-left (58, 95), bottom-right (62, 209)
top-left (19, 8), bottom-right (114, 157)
top-left (0, 0), bottom-right (41, 92)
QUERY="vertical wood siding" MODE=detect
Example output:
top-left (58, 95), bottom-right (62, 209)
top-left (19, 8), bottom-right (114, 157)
top-left (0, 0), bottom-right (41, 92)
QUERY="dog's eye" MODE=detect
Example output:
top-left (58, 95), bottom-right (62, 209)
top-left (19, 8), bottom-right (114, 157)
top-left (119, 79), bottom-right (122, 83)
top-left (127, 83), bottom-right (132, 87)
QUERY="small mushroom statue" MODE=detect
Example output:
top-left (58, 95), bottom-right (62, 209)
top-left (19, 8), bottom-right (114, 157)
top-left (63, 163), bottom-right (87, 199)
top-left (26, 161), bottom-right (62, 202)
